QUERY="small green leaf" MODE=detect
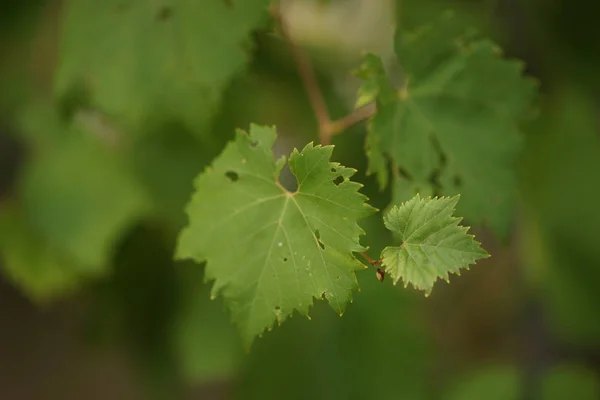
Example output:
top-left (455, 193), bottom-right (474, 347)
top-left (381, 194), bottom-right (489, 294)
top-left (176, 124), bottom-right (376, 347)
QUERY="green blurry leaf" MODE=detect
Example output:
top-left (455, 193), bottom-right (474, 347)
top-left (381, 194), bottom-right (488, 294)
top-left (176, 124), bottom-right (375, 346)
top-left (55, 0), bottom-right (271, 136)
top-left (361, 12), bottom-right (537, 236)
top-left (20, 122), bottom-right (150, 270)
top-left (541, 364), bottom-right (600, 400)
top-left (354, 53), bottom-right (389, 109)
top-left (444, 365), bottom-right (521, 400)
top-left (0, 205), bottom-right (88, 301)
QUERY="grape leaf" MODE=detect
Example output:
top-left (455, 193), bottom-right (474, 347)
top-left (381, 194), bottom-right (489, 294)
top-left (0, 205), bottom-right (88, 302)
top-left (176, 124), bottom-right (376, 347)
top-left (55, 0), bottom-right (271, 136)
top-left (361, 12), bottom-right (537, 236)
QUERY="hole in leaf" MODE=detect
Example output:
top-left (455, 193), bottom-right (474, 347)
top-left (250, 140), bottom-right (259, 148)
top-left (314, 229), bottom-right (325, 250)
top-left (225, 171), bottom-right (239, 182)
top-left (156, 6), bottom-right (173, 21)
top-left (283, 257), bottom-right (288, 262)
top-left (278, 163), bottom-right (298, 192)
top-left (331, 168), bottom-right (336, 173)
top-left (333, 175), bottom-right (344, 186)
top-left (275, 306), bottom-right (281, 311)
top-left (321, 292), bottom-right (327, 299)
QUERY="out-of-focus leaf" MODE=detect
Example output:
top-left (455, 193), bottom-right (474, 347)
top-left (361, 12), bottom-right (537, 237)
top-left (19, 113), bottom-right (150, 270)
top-left (55, 0), bottom-right (271, 137)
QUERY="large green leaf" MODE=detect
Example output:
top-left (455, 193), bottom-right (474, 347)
top-left (381, 194), bottom-right (489, 294)
top-left (176, 124), bottom-right (375, 346)
top-left (55, 0), bottom-right (271, 136)
top-left (361, 12), bottom-right (537, 236)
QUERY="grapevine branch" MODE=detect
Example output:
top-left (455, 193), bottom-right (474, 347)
top-left (272, 5), bottom-right (376, 145)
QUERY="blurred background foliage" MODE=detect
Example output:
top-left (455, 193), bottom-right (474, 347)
top-left (0, 0), bottom-right (599, 399)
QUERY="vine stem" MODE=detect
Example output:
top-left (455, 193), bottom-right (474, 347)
top-left (359, 252), bottom-right (382, 266)
top-left (271, 4), bottom-right (376, 146)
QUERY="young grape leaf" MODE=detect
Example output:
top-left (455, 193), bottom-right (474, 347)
top-left (381, 194), bottom-right (489, 294)
top-left (360, 12), bottom-right (538, 237)
top-left (55, 0), bottom-right (271, 136)
top-left (176, 124), bottom-right (376, 347)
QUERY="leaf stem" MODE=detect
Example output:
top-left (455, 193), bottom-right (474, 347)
top-left (272, 4), bottom-right (376, 146)
top-left (359, 251), bottom-right (382, 266)
top-left (272, 5), bottom-right (330, 144)
top-left (327, 103), bottom-right (377, 137)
